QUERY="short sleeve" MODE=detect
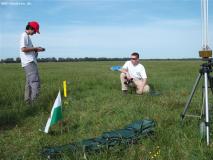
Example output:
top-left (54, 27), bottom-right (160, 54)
top-left (122, 61), bottom-right (129, 70)
top-left (20, 33), bottom-right (28, 49)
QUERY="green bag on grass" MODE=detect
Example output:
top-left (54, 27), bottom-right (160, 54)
top-left (41, 119), bottom-right (156, 159)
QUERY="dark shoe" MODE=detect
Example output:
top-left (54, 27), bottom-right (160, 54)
top-left (25, 99), bottom-right (31, 105)
top-left (25, 100), bottom-right (32, 107)
top-left (122, 90), bottom-right (128, 95)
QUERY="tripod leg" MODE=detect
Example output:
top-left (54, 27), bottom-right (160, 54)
top-left (200, 87), bottom-right (205, 118)
top-left (207, 75), bottom-right (213, 94)
top-left (181, 73), bottom-right (202, 120)
top-left (204, 72), bottom-right (210, 145)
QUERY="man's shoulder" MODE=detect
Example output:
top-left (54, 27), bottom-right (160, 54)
top-left (21, 32), bottom-right (27, 36)
top-left (122, 61), bottom-right (131, 69)
top-left (123, 60), bottom-right (131, 66)
top-left (136, 63), bottom-right (145, 68)
top-left (125, 60), bottom-right (131, 64)
top-left (20, 32), bottom-right (27, 38)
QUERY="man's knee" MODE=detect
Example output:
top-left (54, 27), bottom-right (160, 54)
top-left (136, 90), bottom-right (143, 94)
top-left (143, 85), bottom-right (150, 93)
top-left (120, 73), bottom-right (128, 90)
top-left (120, 72), bottom-right (126, 79)
top-left (28, 72), bottom-right (40, 100)
top-left (136, 85), bottom-right (150, 94)
top-left (31, 81), bottom-right (40, 100)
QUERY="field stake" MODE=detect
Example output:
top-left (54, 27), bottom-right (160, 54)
top-left (63, 80), bottom-right (67, 98)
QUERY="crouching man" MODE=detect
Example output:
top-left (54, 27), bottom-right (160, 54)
top-left (120, 52), bottom-right (150, 95)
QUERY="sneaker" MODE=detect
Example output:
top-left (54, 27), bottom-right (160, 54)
top-left (25, 99), bottom-right (31, 105)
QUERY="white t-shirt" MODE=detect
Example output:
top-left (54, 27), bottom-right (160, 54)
top-left (20, 32), bottom-right (37, 67)
top-left (122, 61), bottom-right (147, 80)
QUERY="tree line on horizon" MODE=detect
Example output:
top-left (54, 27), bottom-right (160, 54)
top-left (0, 57), bottom-right (200, 63)
top-left (0, 57), bottom-right (129, 63)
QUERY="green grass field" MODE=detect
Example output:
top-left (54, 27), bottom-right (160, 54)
top-left (1, 60), bottom-right (213, 160)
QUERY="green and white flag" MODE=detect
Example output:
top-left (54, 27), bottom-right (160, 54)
top-left (44, 91), bottom-right (63, 133)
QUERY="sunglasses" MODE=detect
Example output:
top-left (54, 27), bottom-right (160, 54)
top-left (131, 58), bottom-right (137, 60)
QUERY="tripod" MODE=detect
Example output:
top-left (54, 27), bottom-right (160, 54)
top-left (181, 59), bottom-right (213, 145)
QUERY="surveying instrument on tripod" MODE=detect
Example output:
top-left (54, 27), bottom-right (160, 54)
top-left (180, 0), bottom-right (212, 146)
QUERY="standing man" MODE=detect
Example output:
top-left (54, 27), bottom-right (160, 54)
top-left (20, 21), bottom-right (45, 103)
top-left (120, 52), bottom-right (150, 95)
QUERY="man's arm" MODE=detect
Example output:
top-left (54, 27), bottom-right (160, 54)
top-left (120, 68), bottom-right (128, 74)
top-left (120, 68), bottom-right (132, 79)
top-left (21, 47), bottom-right (45, 53)
top-left (20, 34), bottom-right (45, 53)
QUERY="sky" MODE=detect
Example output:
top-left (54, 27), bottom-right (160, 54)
top-left (0, 0), bottom-right (213, 59)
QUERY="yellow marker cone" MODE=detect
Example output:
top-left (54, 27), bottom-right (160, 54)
top-left (63, 80), bottom-right (67, 97)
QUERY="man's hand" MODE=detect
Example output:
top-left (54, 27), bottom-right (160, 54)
top-left (120, 69), bottom-right (132, 80)
top-left (35, 47), bottom-right (45, 52)
top-left (125, 74), bottom-right (131, 80)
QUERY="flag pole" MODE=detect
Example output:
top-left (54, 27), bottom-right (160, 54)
top-left (44, 90), bottom-right (63, 134)
top-left (59, 88), bottom-right (63, 134)
top-left (59, 120), bottom-right (63, 134)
